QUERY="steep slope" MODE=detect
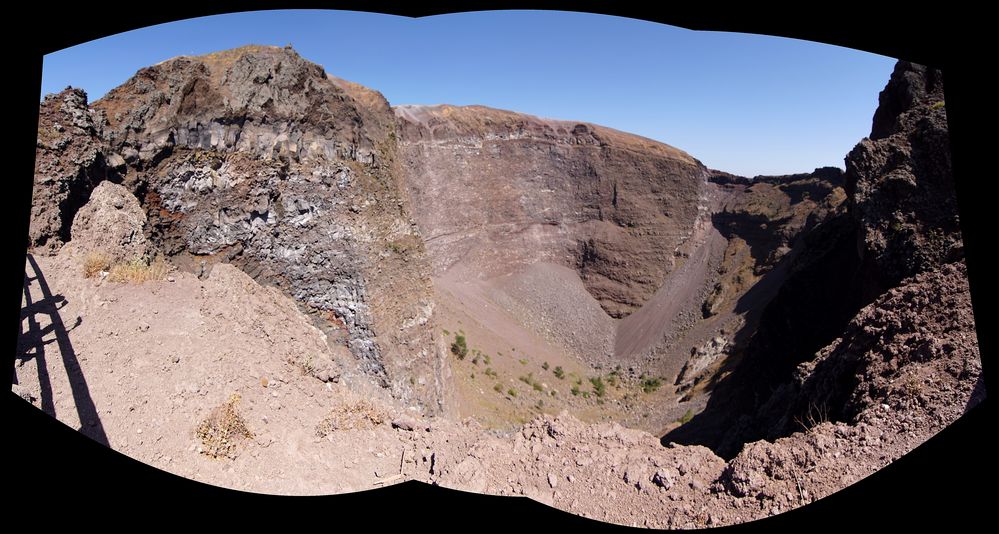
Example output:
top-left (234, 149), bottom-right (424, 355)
top-left (664, 61), bottom-right (969, 457)
top-left (395, 103), bottom-right (705, 320)
top-left (394, 100), bottom-right (848, 429)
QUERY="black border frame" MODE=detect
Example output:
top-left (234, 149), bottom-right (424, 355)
top-left (7, 3), bottom-right (991, 530)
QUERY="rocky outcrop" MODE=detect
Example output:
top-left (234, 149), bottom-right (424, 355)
top-left (67, 181), bottom-right (147, 263)
top-left (847, 61), bottom-right (959, 288)
top-left (664, 61), bottom-right (968, 457)
top-left (395, 104), bottom-right (707, 319)
top-left (30, 89), bottom-right (119, 252)
top-left (31, 46), bottom-right (447, 414)
top-left (94, 45), bottom-right (390, 168)
top-left (762, 262), bottom-right (982, 438)
top-left (719, 261), bottom-right (982, 508)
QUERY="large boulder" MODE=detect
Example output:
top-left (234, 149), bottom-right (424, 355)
top-left (68, 180), bottom-right (147, 263)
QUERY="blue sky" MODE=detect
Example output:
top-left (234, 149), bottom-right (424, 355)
top-left (41, 10), bottom-right (896, 177)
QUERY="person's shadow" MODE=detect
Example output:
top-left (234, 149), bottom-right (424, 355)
top-left (15, 254), bottom-right (109, 447)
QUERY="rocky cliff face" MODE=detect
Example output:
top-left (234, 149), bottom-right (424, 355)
top-left (31, 89), bottom-right (119, 252)
top-left (31, 46), bottom-right (449, 415)
top-left (395, 104), bottom-right (707, 319)
top-left (664, 61), bottom-right (969, 457)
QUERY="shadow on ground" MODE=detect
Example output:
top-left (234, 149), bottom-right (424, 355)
top-left (15, 254), bottom-right (109, 447)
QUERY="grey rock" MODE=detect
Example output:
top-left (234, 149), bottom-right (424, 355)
top-left (652, 469), bottom-right (674, 490)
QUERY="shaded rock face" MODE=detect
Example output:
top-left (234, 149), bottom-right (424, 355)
top-left (665, 61), bottom-right (967, 458)
top-left (68, 181), bottom-right (147, 263)
top-left (701, 168), bottom-right (847, 319)
top-left (709, 168), bottom-right (846, 277)
top-left (764, 262), bottom-right (982, 438)
top-left (31, 89), bottom-right (119, 252)
top-left (31, 46), bottom-right (446, 414)
top-left (395, 104), bottom-right (707, 319)
top-left (847, 61), bottom-right (959, 288)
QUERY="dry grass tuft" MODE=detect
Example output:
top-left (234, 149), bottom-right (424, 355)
top-left (195, 393), bottom-right (253, 459)
top-left (82, 251), bottom-right (111, 278)
top-left (108, 256), bottom-right (170, 283)
top-left (316, 400), bottom-right (386, 437)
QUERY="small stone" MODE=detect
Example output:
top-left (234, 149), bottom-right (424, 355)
top-left (392, 416), bottom-right (418, 431)
top-left (652, 470), bottom-right (674, 489)
top-left (548, 473), bottom-right (558, 488)
top-left (167, 276), bottom-right (176, 282)
top-left (172, 355), bottom-right (181, 364)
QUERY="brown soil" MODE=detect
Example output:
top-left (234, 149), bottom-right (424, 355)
top-left (13, 250), bottom-right (982, 528)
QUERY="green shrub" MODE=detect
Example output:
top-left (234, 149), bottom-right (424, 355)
top-left (508, 388), bottom-right (517, 397)
top-left (519, 359), bottom-right (528, 366)
top-left (451, 334), bottom-right (469, 360)
top-left (641, 377), bottom-right (662, 394)
top-left (676, 409), bottom-right (694, 425)
top-left (590, 377), bottom-right (606, 398)
top-left (493, 383), bottom-right (503, 393)
top-left (532, 382), bottom-right (544, 392)
top-left (542, 362), bottom-right (550, 371)
top-left (553, 366), bottom-right (565, 379)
